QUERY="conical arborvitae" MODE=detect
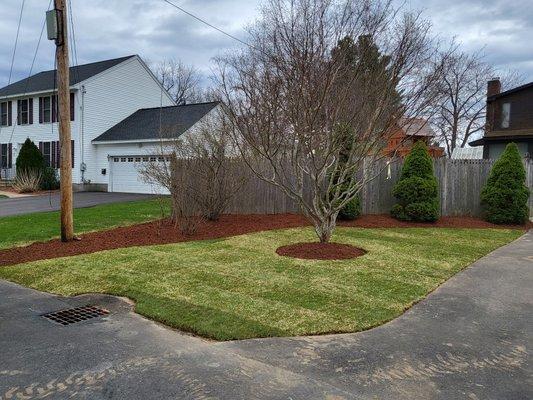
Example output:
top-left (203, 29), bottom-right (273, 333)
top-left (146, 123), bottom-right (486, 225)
top-left (15, 138), bottom-right (44, 175)
top-left (391, 141), bottom-right (439, 222)
top-left (480, 143), bottom-right (529, 224)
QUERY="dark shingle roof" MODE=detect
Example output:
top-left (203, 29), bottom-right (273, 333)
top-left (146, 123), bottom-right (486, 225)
top-left (0, 55), bottom-right (136, 97)
top-left (92, 102), bottom-right (220, 143)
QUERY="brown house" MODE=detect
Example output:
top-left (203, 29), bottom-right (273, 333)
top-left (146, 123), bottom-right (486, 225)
top-left (383, 118), bottom-right (444, 158)
top-left (470, 79), bottom-right (533, 159)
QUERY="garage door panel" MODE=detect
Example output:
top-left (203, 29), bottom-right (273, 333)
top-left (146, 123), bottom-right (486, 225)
top-left (110, 156), bottom-right (170, 194)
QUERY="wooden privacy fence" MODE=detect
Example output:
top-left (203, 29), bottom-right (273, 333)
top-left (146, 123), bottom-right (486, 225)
top-left (220, 158), bottom-right (533, 217)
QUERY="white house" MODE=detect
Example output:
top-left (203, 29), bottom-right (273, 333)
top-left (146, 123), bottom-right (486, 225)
top-left (0, 55), bottom-right (220, 194)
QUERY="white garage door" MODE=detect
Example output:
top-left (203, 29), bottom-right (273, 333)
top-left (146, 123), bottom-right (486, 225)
top-left (109, 155), bottom-right (170, 194)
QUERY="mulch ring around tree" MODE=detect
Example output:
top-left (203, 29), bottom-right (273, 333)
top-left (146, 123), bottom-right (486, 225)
top-left (276, 242), bottom-right (366, 260)
top-left (0, 214), bottom-right (530, 267)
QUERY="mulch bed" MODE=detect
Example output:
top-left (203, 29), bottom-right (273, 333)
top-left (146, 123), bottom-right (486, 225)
top-left (276, 242), bottom-right (366, 260)
top-left (0, 214), bottom-right (530, 267)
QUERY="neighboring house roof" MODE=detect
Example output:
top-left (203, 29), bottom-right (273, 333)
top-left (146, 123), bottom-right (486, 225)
top-left (451, 146), bottom-right (483, 160)
top-left (488, 81), bottom-right (533, 101)
top-left (399, 118), bottom-right (436, 137)
top-left (0, 55), bottom-right (136, 97)
top-left (92, 102), bottom-right (220, 143)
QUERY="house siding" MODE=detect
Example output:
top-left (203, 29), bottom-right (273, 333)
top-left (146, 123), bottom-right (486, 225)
top-left (0, 91), bottom-right (81, 182)
top-left (80, 57), bottom-right (174, 184)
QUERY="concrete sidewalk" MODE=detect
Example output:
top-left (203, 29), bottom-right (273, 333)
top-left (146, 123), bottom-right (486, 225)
top-left (0, 231), bottom-right (531, 399)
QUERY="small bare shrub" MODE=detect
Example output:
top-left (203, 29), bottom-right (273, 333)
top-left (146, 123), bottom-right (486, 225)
top-left (13, 170), bottom-right (42, 193)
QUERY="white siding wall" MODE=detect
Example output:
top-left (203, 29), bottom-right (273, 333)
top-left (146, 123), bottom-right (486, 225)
top-left (81, 57), bottom-right (174, 184)
top-left (0, 91), bottom-right (81, 182)
top-left (1, 56), bottom-right (175, 188)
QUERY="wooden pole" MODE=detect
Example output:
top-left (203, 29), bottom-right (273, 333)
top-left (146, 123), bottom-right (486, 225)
top-left (55, 0), bottom-right (74, 241)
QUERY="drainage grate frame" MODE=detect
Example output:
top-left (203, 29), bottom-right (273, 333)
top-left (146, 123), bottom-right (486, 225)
top-left (42, 305), bottom-right (109, 326)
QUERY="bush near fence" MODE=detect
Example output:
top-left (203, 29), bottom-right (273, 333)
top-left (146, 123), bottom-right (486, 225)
top-left (178, 158), bottom-right (533, 218)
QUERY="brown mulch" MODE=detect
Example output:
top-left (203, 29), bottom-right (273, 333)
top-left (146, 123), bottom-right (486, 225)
top-left (338, 214), bottom-right (533, 230)
top-left (276, 242), bottom-right (366, 260)
top-left (0, 213), bottom-right (530, 267)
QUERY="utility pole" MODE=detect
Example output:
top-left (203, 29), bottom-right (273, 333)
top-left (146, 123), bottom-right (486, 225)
top-left (48, 0), bottom-right (74, 241)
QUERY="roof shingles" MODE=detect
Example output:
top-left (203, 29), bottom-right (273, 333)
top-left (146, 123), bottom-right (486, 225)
top-left (92, 102), bottom-right (220, 143)
top-left (0, 55), bottom-right (136, 97)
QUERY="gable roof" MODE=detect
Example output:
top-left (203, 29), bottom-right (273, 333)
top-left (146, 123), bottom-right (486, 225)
top-left (92, 102), bottom-right (220, 143)
top-left (0, 55), bottom-right (136, 97)
top-left (488, 81), bottom-right (533, 101)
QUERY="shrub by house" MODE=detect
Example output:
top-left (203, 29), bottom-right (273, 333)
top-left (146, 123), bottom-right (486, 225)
top-left (480, 143), bottom-right (529, 224)
top-left (391, 141), bottom-right (439, 221)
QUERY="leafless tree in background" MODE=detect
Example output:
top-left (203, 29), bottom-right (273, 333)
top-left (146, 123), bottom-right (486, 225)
top-left (154, 59), bottom-right (204, 104)
top-left (216, 0), bottom-right (446, 242)
top-left (432, 50), bottom-right (524, 155)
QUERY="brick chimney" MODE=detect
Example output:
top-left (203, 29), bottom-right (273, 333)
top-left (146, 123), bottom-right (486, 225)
top-left (487, 78), bottom-right (501, 98)
top-left (485, 78), bottom-right (501, 136)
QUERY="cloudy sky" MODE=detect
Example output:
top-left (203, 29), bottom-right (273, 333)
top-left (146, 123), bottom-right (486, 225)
top-left (0, 0), bottom-right (532, 88)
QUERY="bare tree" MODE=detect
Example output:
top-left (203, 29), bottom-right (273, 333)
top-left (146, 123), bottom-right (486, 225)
top-left (433, 50), bottom-right (524, 155)
top-left (216, 0), bottom-right (445, 242)
top-left (154, 59), bottom-right (204, 104)
top-left (139, 108), bottom-right (245, 230)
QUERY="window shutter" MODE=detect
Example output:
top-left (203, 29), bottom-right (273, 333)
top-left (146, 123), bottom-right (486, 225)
top-left (28, 98), bottom-right (33, 124)
top-left (8, 143), bottom-right (12, 168)
top-left (8, 101), bottom-right (12, 126)
top-left (39, 97), bottom-right (43, 123)
top-left (51, 141), bottom-right (56, 169)
top-left (70, 92), bottom-right (74, 121)
top-left (56, 140), bottom-right (60, 168)
top-left (71, 140), bottom-right (75, 168)
top-left (17, 100), bottom-right (21, 125)
top-left (39, 141), bottom-right (43, 154)
top-left (52, 95), bottom-right (57, 123)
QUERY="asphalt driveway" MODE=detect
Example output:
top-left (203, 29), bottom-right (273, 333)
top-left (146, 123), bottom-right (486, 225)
top-left (0, 231), bottom-right (531, 399)
top-left (0, 192), bottom-right (155, 217)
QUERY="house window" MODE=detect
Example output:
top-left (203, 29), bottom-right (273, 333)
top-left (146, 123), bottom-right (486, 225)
top-left (39, 96), bottom-right (53, 123)
top-left (17, 98), bottom-right (33, 125)
top-left (501, 103), bottom-right (511, 128)
top-left (42, 142), bottom-right (51, 167)
top-left (38, 93), bottom-right (74, 123)
top-left (1, 102), bottom-right (11, 126)
top-left (39, 140), bottom-right (75, 169)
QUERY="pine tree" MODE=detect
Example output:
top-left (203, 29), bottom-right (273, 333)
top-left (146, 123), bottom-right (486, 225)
top-left (480, 143), bottom-right (529, 224)
top-left (391, 141), bottom-right (439, 221)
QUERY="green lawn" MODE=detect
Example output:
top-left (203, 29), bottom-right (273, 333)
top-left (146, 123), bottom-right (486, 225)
top-left (0, 199), bottom-right (169, 249)
top-left (0, 226), bottom-right (521, 340)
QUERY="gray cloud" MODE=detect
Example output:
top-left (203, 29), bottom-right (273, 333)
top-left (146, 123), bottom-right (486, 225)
top-left (0, 0), bottom-right (531, 89)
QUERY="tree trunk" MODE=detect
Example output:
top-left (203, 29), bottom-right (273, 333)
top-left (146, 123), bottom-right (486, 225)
top-left (314, 215), bottom-right (337, 243)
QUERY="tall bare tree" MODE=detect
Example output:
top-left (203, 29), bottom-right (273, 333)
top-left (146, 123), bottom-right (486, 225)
top-left (216, 0), bottom-right (445, 242)
top-left (433, 50), bottom-right (523, 155)
top-left (154, 59), bottom-right (203, 104)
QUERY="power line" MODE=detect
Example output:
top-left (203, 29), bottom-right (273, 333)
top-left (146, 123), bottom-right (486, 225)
top-left (7, 0), bottom-right (26, 87)
top-left (67, 0), bottom-right (80, 81)
top-left (5, 0), bottom-right (52, 145)
top-left (161, 0), bottom-right (256, 51)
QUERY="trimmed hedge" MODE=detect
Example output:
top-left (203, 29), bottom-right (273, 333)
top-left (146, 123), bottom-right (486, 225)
top-left (391, 141), bottom-right (439, 222)
top-left (480, 143), bottom-right (529, 224)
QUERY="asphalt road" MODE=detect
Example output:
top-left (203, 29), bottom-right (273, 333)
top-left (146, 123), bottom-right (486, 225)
top-left (0, 192), bottom-right (156, 217)
top-left (0, 231), bottom-right (531, 399)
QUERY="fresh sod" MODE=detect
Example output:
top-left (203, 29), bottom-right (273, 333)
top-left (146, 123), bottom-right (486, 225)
top-left (0, 198), bottom-right (169, 249)
top-left (0, 226), bottom-right (522, 340)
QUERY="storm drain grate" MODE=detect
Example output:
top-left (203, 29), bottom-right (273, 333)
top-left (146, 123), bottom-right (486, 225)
top-left (42, 305), bottom-right (109, 326)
